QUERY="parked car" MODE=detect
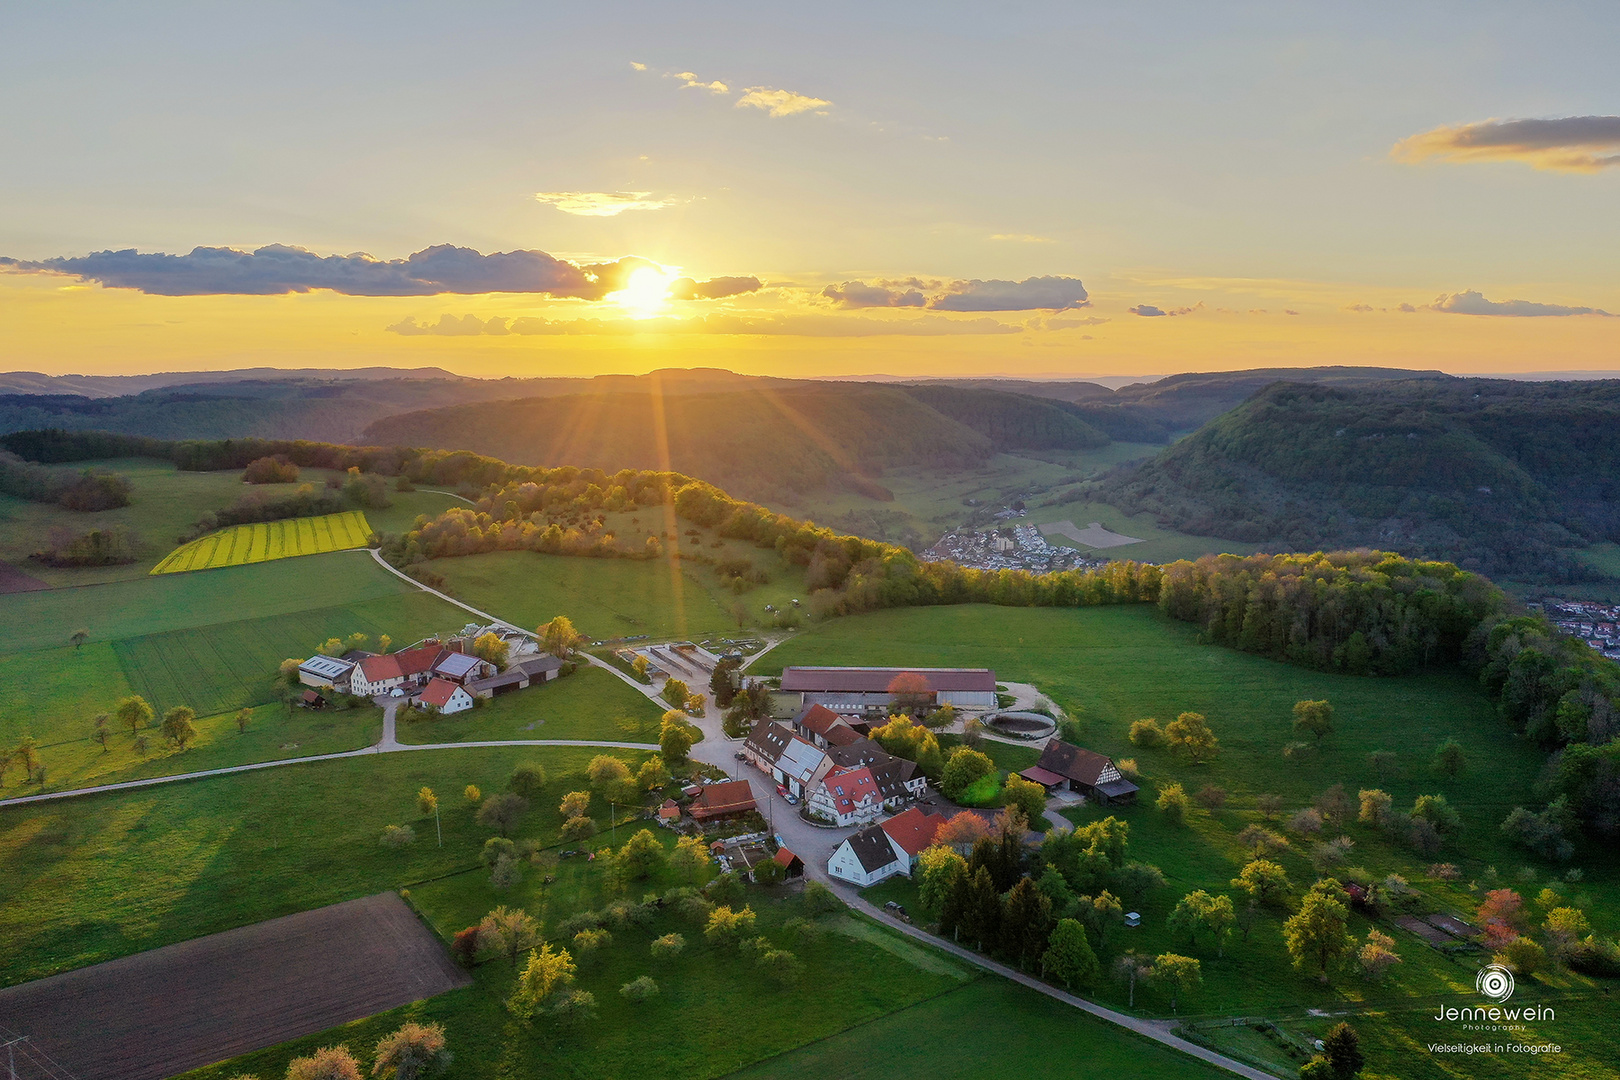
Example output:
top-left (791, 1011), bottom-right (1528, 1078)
top-left (783, 793), bottom-right (799, 806)
top-left (734, 751), bottom-right (747, 761)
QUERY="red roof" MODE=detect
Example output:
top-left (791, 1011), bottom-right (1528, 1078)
top-left (780, 667), bottom-right (996, 693)
top-left (658, 799), bottom-right (681, 820)
top-left (797, 704), bottom-right (846, 736)
top-left (824, 725), bottom-right (863, 747)
top-left (773, 847), bottom-right (802, 868)
top-left (1020, 765), bottom-right (1068, 788)
top-left (419, 678), bottom-right (463, 707)
top-left (394, 644), bottom-right (443, 678)
top-left (880, 807), bottom-right (947, 856)
top-left (823, 766), bottom-right (879, 811)
top-left (689, 780), bottom-right (757, 821)
top-left (356, 653), bottom-right (404, 683)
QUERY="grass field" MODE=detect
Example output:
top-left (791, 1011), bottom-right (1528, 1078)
top-left (432, 549), bottom-right (762, 642)
top-left (0, 744), bottom-right (653, 987)
top-left (1024, 496), bottom-right (1260, 564)
top-left (731, 978), bottom-right (1230, 1080)
top-left (151, 511), bottom-right (373, 574)
top-left (0, 458), bottom-right (460, 586)
top-left (396, 665), bottom-right (666, 745)
top-left (0, 554), bottom-right (469, 795)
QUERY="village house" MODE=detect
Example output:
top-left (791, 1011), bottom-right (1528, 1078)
top-left (827, 824), bottom-right (904, 885)
top-left (806, 765), bottom-right (885, 827)
top-left (419, 677), bottom-right (474, 715)
top-left (778, 666), bottom-right (998, 714)
top-left (746, 722), bottom-right (927, 811)
top-left (826, 805), bottom-right (949, 885)
top-left (338, 641), bottom-right (496, 698)
top-left (1022, 741), bottom-right (1139, 806)
top-left (743, 722), bottom-right (834, 797)
top-left (466, 654), bottom-right (565, 699)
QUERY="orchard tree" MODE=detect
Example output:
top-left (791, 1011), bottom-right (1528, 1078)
top-left (1156, 782), bottom-right (1192, 826)
top-left (1285, 880), bottom-right (1353, 981)
top-left (372, 1020), bottom-right (451, 1080)
top-left (161, 706), bottom-right (199, 750)
top-left (92, 714), bottom-right (111, 752)
top-left (477, 793), bottom-right (529, 837)
top-left (939, 749), bottom-right (994, 802)
top-left (70, 629), bottom-right (88, 651)
top-left (1292, 700), bottom-right (1335, 745)
top-left (416, 787), bottom-right (439, 817)
top-left (587, 755), bottom-right (632, 786)
top-left (479, 906), bottom-right (540, 968)
top-left (508, 942), bottom-right (576, 1017)
top-left (463, 783), bottom-right (482, 807)
top-left (1151, 953), bottom-right (1201, 1012)
top-left (1113, 951), bottom-right (1151, 1007)
top-left (660, 713), bottom-right (697, 765)
top-left (115, 695), bottom-right (154, 736)
top-left (509, 762), bottom-right (547, 800)
top-left (670, 835), bottom-right (710, 881)
top-left (637, 756), bottom-right (670, 791)
top-left (1165, 712), bottom-right (1218, 763)
top-left (703, 905), bottom-right (758, 947)
top-left (235, 708), bottom-right (252, 735)
top-left (285, 1046), bottom-right (362, 1080)
top-left (1431, 739), bottom-right (1467, 781)
top-left (559, 790), bottom-right (591, 819)
top-left (1231, 859), bottom-right (1292, 909)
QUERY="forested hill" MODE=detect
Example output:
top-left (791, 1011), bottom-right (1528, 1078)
top-left (1093, 378), bottom-right (1620, 582)
top-left (359, 384), bottom-right (1014, 503)
top-left (924, 366), bottom-right (1449, 442)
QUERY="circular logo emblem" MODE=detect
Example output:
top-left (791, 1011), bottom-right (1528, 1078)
top-left (1476, 963), bottom-right (1515, 1003)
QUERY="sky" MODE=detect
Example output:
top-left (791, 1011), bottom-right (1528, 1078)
top-left (1, 1), bottom-right (1617, 381)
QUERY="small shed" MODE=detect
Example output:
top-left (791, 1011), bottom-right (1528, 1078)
top-left (300, 689), bottom-right (326, 709)
top-left (773, 847), bottom-right (804, 879)
top-left (658, 799), bottom-right (681, 823)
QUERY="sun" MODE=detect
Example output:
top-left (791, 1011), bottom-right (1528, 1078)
top-left (609, 265), bottom-right (675, 319)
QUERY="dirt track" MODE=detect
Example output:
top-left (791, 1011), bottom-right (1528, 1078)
top-left (0, 892), bottom-right (469, 1080)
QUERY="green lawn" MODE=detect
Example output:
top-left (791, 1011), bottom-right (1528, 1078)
top-left (0, 458), bottom-right (459, 586)
top-left (1024, 495), bottom-right (1260, 564)
top-left (0, 744), bottom-right (652, 986)
top-left (731, 977), bottom-right (1234, 1080)
top-left (0, 553), bottom-right (471, 795)
top-left (396, 665), bottom-right (666, 745)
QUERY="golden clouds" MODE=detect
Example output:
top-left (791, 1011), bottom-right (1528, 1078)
top-left (1393, 116), bottom-right (1620, 172)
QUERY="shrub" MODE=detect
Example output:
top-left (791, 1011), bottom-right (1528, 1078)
top-left (1289, 808), bottom-right (1323, 836)
top-left (1496, 936), bottom-right (1547, 977)
top-left (650, 933), bottom-right (687, 959)
top-left (802, 879), bottom-right (844, 915)
top-left (242, 455), bottom-right (299, 484)
top-left (379, 825), bottom-right (416, 849)
top-left (620, 975), bottom-right (659, 1002)
top-left (451, 926), bottom-right (481, 966)
top-left (556, 911), bottom-right (604, 937)
top-left (1194, 785), bottom-right (1227, 810)
top-left (561, 815), bottom-right (597, 841)
top-left (573, 928), bottom-right (612, 954)
top-left (1115, 758), bottom-right (1139, 780)
top-left (1156, 782), bottom-right (1191, 826)
top-left (1128, 719), bottom-right (1164, 748)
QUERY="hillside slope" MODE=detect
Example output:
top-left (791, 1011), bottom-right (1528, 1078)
top-left (1094, 378), bottom-right (1620, 582)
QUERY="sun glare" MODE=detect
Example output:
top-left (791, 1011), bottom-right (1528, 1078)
top-left (610, 266), bottom-right (674, 319)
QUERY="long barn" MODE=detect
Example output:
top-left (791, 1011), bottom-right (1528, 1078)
top-left (778, 666), bottom-right (998, 713)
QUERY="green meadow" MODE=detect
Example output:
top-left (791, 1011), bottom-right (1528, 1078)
top-left (0, 553), bottom-right (467, 796)
top-left (0, 744), bottom-right (653, 986)
top-left (396, 664), bottom-right (666, 746)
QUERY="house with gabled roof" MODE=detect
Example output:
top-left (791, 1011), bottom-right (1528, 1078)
top-left (1025, 740), bottom-right (1139, 805)
top-left (880, 806), bottom-right (948, 872)
top-left (792, 704), bottom-right (863, 748)
top-left (827, 824), bottom-right (904, 885)
top-left (419, 677), bottom-right (474, 715)
top-left (780, 666), bottom-right (998, 713)
top-left (743, 721), bottom-right (832, 797)
top-left (689, 780), bottom-right (758, 822)
top-left (807, 765), bottom-right (885, 827)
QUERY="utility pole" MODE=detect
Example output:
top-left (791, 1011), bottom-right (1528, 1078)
top-left (3, 1034), bottom-right (28, 1080)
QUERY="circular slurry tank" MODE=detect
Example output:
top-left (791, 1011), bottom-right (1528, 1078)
top-left (986, 711), bottom-right (1057, 740)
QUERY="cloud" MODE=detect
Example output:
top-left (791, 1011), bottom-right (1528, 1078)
top-left (667, 275), bottom-right (762, 301)
top-left (1344, 303), bottom-right (1374, 313)
top-left (821, 281), bottom-right (927, 309)
top-left (533, 191), bottom-right (676, 216)
top-left (4, 243), bottom-right (676, 298)
top-left (1033, 315), bottom-right (1110, 330)
top-left (988, 233), bottom-right (1055, 244)
top-left (629, 61), bottom-right (647, 72)
top-left (1428, 289), bottom-right (1612, 317)
top-left (1129, 302), bottom-right (1199, 317)
top-left (824, 275), bottom-right (1088, 312)
top-left (674, 71), bottom-right (730, 94)
top-left (735, 87), bottom-right (831, 117)
top-left (1393, 116), bottom-right (1620, 172)
top-left (387, 313), bottom-right (1021, 338)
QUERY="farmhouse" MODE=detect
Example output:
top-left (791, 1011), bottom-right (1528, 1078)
top-left (778, 667), bottom-right (998, 713)
top-left (466, 654), bottom-right (566, 699)
top-left (1024, 741), bottom-right (1139, 805)
top-left (688, 780), bottom-right (758, 822)
top-left (807, 766), bottom-right (885, 827)
top-left (419, 678), bottom-right (474, 715)
top-left (340, 642), bottom-right (497, 698)
top-left (297, 655), bottom-right (354, 691)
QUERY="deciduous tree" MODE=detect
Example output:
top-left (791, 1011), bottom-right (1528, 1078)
top-left (1156, 782), bottom-right (1191, 825)
top-left (538, 616), bottom-right (582, 659)
top-left (161, 706), bottom-right (198, 749)
top-left (1292, 700), bottom-right (1334, 744)
top-left (1284, 880), bottom-right (1353, 981)
top-left (703, 905), bottom-right (758, 947)
top-left (1150, 953), bottom-right (1201, 1012)
top-left (115, 695), bottom-right (154, 736)
top-left (1358, 929), bottom-right (1402, 981)
top-left (659, 713), bottom-right (698, 764)
top-left (587, 755), bottom-right (631, 785)
top-left (1041, 918), bottom-right (1100, 990)
top-left (509, 762), bottom-right (547, 800)
top-left (235, 708), bottom-right (252, 735)
top-left (477, 793), bottom-right (529, 837)
top-left (508, 942), bottom-right (575, 1016)
top-left (940, 749), bottom-right (994, 802)
top-left (1113, 951), bottom-right (1151, 1007)
top-left (285, 1046), bottom-right (362, 1080)
top-left (1231, 860), bottom-right (1292, 909)
top-left (416, 787), bottom-right (438, 817)
top-left (371, 1021), bottom-right (450, 1080)
top-left (480, 906), bottom-right (540, 969)
top-left (917, 845), bottom-right (968, 910)
top-left (1165, 712), bottom-right (1218, 763)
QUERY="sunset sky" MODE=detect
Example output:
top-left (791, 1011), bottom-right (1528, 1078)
top-left (2, 2), bottom-right (1616, 380)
